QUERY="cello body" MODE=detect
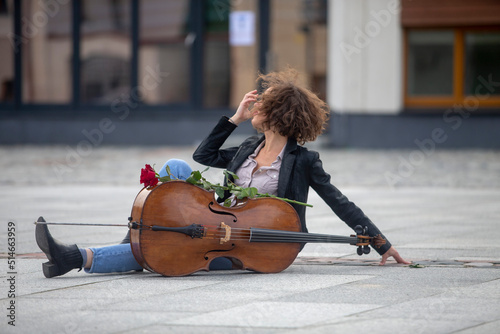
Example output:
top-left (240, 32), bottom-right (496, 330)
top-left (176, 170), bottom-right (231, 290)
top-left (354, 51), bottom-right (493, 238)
top-left (129, 181), bottom-right (302, 276)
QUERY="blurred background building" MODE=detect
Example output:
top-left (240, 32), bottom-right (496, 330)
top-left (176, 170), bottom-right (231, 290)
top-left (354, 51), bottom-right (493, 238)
top-left (0, 0), bottom-right (499, 147)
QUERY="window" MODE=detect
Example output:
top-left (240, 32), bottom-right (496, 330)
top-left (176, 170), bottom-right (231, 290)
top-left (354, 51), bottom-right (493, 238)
top-left (465, 32), bottom-right (500, 97)
top-left (407, 31), bottom-right (454, 97)
top-left (139, 0), bottom-right (191, 105)
top-left (401, 0), bottom-right (500, 109)
top-left (405, 29), bottom-right (500, 108)
top-left (80, 0), bottom-right (131, 104)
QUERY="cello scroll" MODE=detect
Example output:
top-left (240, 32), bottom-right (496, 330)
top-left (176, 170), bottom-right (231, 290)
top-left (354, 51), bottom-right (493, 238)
top-left (351, 225), bottom-right (386, 256)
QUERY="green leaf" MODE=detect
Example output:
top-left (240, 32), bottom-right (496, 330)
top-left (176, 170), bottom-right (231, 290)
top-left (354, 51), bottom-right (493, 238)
top-left (224, 170), bottom-right (239, 180)
top-left (237, 188), bottom-right (248, 198)
top-left (247, 187), bottom-right (258, 198)
top-left (185, 176), bottom-right (197, 185)
top-left (191, 170), bottom-right (202, 181)
top-left (185, 170), bottom-right (203, 185)
top-left (202, 181), bottom-right (212, 191)
top-left (239, 187), bottom-right (256, 199)
top-left (409, 264), bottom-right (425, 268)
top-left (158, 176), bottom-right (172, 183)
top-left (215, 187), bottom-right (226, 199)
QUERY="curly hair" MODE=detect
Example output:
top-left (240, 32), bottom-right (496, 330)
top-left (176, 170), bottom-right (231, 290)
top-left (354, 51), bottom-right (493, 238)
top-left (256, 68), bottom-right (330, 145)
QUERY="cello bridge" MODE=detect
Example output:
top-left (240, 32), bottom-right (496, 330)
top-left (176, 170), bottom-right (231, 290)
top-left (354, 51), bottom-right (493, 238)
top-left (219, 222), bottom-right (231, 244)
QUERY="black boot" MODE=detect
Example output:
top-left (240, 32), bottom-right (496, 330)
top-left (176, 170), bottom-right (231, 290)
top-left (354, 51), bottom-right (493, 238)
top-left (35, 217), bottom-right (83, 278)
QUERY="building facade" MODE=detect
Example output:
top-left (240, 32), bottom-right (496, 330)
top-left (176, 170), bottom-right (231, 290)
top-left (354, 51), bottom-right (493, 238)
top-left (328, 0), bottom-right (500, 148)
top-left (0, 0), bottom-right (499, 147)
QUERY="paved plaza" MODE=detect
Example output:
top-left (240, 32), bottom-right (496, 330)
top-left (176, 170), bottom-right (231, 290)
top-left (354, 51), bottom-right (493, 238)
top-left (1, 145), bottom-right (499, 333)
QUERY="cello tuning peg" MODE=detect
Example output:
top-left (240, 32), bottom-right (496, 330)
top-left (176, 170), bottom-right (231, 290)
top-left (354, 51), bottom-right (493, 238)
top-left (357, 246), bottom-right (363, 256)
top-left (363, 245), bottom-right (371, 254)
top-left (354, 225), bottom-right (363, 235)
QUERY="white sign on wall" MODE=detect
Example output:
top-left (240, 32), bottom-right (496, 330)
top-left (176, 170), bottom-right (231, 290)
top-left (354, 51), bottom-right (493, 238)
top-left (229, 11), bottom-right (255, 46)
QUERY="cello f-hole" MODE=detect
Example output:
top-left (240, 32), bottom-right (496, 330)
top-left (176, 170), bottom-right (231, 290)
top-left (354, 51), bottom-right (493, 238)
top-left (208, 201), bottom-right (237, 222)
top-left (204, 244), bottom-right (236, 260)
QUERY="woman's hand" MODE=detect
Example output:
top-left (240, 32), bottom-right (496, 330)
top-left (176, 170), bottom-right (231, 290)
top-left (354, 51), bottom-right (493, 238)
top-left (379, 246), bottom-right (411, 265)
top-left (230, 90), bottom-right (259, 125)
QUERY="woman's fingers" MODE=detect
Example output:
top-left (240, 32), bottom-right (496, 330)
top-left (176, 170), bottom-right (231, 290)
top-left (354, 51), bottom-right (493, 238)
top-left (242, 90), bottom-right (258, 108)
top-left (379, 246), bottom-right (411, 265)
top-left (232, 90), bottom-right (259, 124)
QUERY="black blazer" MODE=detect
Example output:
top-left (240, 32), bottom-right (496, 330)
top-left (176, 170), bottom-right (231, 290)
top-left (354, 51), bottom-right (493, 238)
top-left (193, 116), bottom-right (391, 255)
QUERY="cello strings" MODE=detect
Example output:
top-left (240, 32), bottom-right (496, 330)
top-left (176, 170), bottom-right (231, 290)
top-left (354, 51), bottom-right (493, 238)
top-left (202, 226), bottom-right (358, 244)
top-left (144, 224), bottom-right (362, 244)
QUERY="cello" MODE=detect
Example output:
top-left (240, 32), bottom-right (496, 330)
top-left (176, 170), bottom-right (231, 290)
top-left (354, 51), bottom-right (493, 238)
top-left (128, 181), bottom-right (385, 277)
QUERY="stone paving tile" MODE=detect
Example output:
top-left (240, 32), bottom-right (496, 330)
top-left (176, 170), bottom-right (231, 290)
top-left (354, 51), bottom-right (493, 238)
top-left (357, 296), bottom-right (500, 325)
top-left (15, 309), bottom-right (193, 334)
top-left (289, 318), bottom-right (471, 334)
top-left (453, 319), bottom-right (500, 334)
top-left (167, 301), bottom-right (380, 328)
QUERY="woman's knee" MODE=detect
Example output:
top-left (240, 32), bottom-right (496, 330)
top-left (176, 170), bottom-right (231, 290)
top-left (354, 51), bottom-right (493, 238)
top-left (159, 159), bottom-right (192, 180)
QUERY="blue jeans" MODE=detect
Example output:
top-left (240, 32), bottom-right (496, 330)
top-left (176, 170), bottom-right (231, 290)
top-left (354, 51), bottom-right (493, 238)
top-left (86, 159), bottom-right (232, 273)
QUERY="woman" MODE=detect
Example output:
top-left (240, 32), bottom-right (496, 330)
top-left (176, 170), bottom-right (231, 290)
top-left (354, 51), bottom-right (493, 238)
top-left (36, 69), bottom-right (409, 278)
top-left (192, 69), bottom-right (408, 266)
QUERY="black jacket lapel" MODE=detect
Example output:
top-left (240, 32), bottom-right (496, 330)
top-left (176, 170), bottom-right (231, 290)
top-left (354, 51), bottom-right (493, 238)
top-left (227, 136), bottom-right (265, 177)
top-left (278, 137), bottom-right (297, 198)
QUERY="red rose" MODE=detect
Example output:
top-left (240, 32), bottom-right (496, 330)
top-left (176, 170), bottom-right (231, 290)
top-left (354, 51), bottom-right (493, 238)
top-left (140, 164), bottom-right (158, 188)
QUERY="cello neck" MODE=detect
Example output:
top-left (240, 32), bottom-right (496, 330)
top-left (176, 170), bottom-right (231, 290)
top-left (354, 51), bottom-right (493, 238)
top-left (249, 228), bottom-right (357, 245)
